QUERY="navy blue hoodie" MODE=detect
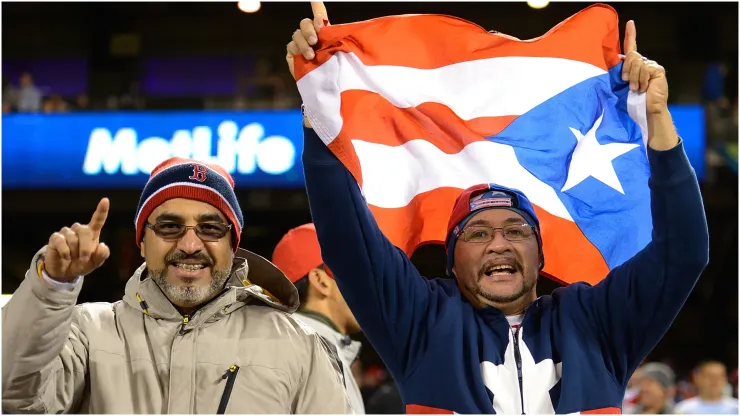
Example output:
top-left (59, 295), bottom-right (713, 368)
top-left (301, 126), bottom-right (709, 414)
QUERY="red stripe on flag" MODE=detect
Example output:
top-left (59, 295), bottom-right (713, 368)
top-left (406, 404), bottom-right (455, 414)
top-left (370, 190), bottom-right (609, 286)
top-left (369, 188), bottom-right (460, 255)
top-left (533, 205), bottom-right (609, 286)
top-left (295, 4), bottom-right (622, 80)
top-left (337, 90), bottom-right (515, 152)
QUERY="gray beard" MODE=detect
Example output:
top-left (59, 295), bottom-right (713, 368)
top-left (148, 258), bottom-right (233, 309)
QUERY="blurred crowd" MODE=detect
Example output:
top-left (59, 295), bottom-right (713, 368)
top-left (623, 360), bottom-right (738, 414)
top-left (2, 58), bottom-right (300, 114)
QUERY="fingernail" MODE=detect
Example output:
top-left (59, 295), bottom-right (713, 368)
top-left (81, 256), bottom-right (90, 263)
top-left (630, 82), bottom-right (637, 91)
top-left (622, 73), bottom-right (628, 81)
top-left (306, 50), bottom-right (315, 60)
top-left (308, 36), bottom-right (317, 45)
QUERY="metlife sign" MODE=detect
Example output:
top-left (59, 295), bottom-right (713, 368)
top-left (2, 111), bottom-right (306, 189)
top-left (2, 106), bottom-right (706, 189)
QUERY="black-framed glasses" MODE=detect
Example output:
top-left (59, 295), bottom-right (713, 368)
top-left (459, 224), bottom-right (535, 243)
top-left (145, 222), bottom-right (232, 241)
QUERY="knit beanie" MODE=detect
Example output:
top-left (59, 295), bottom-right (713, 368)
top-left (134, 157), bottom-right (244, 251)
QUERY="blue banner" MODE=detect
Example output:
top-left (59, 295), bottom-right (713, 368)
top-left (1, 107), bottom-right (705, 189)
top-left (2, 110), bottom-right (306, 189)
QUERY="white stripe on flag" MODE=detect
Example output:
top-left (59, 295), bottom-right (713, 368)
top-left (351, 138), bottom-right (573, 221)
top-left (626, 91), bottom-right (649, 151)
top-left (299, 52), bottom-right (608, 143)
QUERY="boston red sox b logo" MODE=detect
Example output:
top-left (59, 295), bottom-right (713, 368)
top-left (189, 164), bottom-right (208, 182)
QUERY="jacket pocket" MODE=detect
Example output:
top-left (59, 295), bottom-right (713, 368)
top-left (217, 365), bottom-right (240, 414)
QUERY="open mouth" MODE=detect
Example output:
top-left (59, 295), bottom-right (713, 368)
top-left (479, 258), bottom-right (521, 279)
top-left (484, 264), bottom-right (518, 276)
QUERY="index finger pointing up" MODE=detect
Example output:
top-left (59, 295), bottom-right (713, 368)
top-left (311, 1), bottom-right (329, 27)
top-left (89, 197), bottom-right (110, 237)
top-left (623, 20), bottom-right (637, 55)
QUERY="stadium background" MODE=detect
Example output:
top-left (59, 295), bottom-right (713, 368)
top-left (2, 1), bottom-right (737, 412)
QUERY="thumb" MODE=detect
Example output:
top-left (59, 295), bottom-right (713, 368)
top-left (90, 242), bottom-right (110, 270)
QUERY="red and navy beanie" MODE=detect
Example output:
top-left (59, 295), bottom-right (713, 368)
top-left (134, 157), bottom-right (244, 252)
top-left (444, 183), bottom-right (544, 277)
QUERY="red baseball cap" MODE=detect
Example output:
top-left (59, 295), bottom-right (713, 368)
top-left (444, 183), bottom-right (543, 277)
top-left (272, 223), bottom-right (331, 283)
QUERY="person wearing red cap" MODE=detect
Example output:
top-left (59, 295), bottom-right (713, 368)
top-left (291, 7), bottom-right (709, 415)
top-left (2, 157), bottom-right (351, 414)
top-left (273, 223), bottom-right (365, 414)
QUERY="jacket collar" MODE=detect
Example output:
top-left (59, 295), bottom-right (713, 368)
top-left (122, 248), bottom-right (299, 325)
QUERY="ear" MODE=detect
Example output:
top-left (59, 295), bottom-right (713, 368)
top-left (307, 268), bottom-right (332, 298)
top-left (140, 239), bottom-right (146, 258)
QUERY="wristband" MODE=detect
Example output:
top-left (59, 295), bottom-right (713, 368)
top-left (37, 260), bottom-right (82, 290)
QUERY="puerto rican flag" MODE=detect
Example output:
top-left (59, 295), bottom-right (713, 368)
top-left (295, 4), bottom-right (651, 286)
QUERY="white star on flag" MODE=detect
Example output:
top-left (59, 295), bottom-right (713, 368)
top-left (561, 110), bottom-right (639, 194)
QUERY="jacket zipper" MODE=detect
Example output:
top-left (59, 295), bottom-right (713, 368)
top-left (179, 315), bottom-right (190, 335)
top-left (217, 365), bottom-right (240, 414)
top-left (512, 326), bottom-right (525, 414)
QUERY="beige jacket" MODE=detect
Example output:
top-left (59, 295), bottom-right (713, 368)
top-left (2, 247), bottom-right (352, 414)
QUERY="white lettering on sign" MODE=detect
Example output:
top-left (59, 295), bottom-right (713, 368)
top-left (82, 121), bottom-right (296, 176)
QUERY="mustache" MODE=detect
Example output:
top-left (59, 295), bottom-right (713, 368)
top-left (477, 257), bottom-right (523, 280)
top-left (166, 250), bottom-right (214, 265)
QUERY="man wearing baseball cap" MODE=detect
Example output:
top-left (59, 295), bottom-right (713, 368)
top-left (294, 9), bottom-right (709, 414)
top-left (272, 223), bottom-right (365, 414)
top-left (2, 157), bottom-right (351, 414)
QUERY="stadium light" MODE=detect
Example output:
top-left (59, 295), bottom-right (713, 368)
top-left (237, 0), bottom-right (261, 13)
top-left (527, 0), bottom-right (550, 9)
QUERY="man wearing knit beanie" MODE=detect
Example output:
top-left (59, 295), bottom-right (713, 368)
top-left (2, 157), bottom-right (351, 413)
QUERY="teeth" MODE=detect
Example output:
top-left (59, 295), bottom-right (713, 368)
top-left (175, 263), bottom-right (206, 271)
top-left (486, 265), bottom-right (516, 274)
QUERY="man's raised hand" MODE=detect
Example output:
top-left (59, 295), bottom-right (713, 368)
top-left (44, 198), bottom-right (111, 282)
top-left (286, 1), bottom-right (329, 79)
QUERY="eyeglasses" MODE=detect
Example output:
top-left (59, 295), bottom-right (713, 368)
top-left (145, 222), bottom-right (232, 242)
top-left (459, 224), bottom-right (535, 243)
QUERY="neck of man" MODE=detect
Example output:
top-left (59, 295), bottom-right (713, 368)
top-left (302, 299), bottom-right (347, 335)
top-left (699, 390), bottom-right (723, 402)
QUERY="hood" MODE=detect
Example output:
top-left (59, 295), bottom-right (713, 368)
top-left (122, 248), bottom-right (299, 322)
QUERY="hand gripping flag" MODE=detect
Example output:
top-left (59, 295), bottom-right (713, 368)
top-left (295, 4), bottom-right (651, 286)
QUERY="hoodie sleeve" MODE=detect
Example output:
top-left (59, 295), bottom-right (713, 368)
top-left (572, 139), bottom-right (709, 387)
top-left (2, 247), bottom-right (89, 413)
top-left (302, 126), bottom-right (442, 380)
